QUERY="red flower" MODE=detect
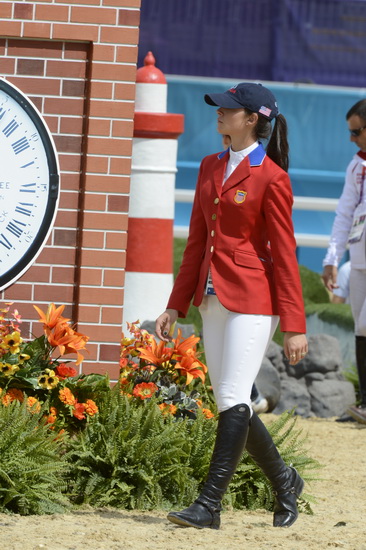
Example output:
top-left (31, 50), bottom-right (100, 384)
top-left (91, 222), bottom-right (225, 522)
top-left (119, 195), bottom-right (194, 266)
top-left (132, 382), bottom-right (158, 400)
top-left (119, 357), bottom-right (129, 368)
top-left (55, 364), bottom-right (77, 379)
top-left (72, 402), bottom-right (86, 420)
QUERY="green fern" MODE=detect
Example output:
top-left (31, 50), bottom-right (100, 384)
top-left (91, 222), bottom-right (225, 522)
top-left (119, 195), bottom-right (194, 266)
top-left (66, 390), bottom-right (198, 509)
top-left (66, 393), bottom-right (320, 514)
top-left (0, 400), bottom-right (70, 515)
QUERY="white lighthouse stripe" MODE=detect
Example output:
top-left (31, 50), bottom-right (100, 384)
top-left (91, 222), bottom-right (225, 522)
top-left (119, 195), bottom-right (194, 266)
top-left (129, 173), bottom-right (175, 218)
top-left (132, 138), bottom-right (178, 168)
top-left (135, 83), bottom-right (168, 113)
top-left (123, 272), bottom-right (173, 330)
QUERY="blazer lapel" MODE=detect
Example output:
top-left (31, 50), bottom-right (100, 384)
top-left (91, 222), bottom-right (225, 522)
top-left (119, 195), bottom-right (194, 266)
top-left (213, 149), bottom-right (229, 196)
top-left (222, 156), bottom-right (251, 194)
top-left (221, 143), bottom-right (266, 194)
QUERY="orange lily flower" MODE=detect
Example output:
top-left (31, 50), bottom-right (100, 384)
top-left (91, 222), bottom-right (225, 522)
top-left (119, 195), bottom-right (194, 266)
top-left (34, 303), bottom-right (69, 329)
top-left (46, 323), bottom-right (89, 365)
top-left (175, 355), bottom-right (206, 385)
top-left (173, 329), bottom-right (201, 356)
top-left (137, 338), bottom-right (174, 367)
top-left (62, 327), bottom-right (89, 365)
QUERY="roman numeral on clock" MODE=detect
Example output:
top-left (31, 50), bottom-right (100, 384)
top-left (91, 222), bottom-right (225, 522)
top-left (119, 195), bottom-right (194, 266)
top-left (2, 119), bottom-right (19, 137)
top-left (20, 183), bottom-right (36, 193)
top-left (6, 219), bottom-right (26, 238)
top-left (12, 136), bottom-right (30, 155)
top-left (15, 203), bottom-right (33, 216)
top-left (0, 233), bottom-right (12, 250)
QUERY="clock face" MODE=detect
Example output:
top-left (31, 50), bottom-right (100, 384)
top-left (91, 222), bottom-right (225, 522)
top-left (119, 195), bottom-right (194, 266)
top-left (0, 79), bottom-right (60, 292)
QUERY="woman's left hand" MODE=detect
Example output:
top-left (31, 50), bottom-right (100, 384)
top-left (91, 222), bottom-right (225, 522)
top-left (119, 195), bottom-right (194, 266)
top-left (283, 332), bottom-right (308, 365)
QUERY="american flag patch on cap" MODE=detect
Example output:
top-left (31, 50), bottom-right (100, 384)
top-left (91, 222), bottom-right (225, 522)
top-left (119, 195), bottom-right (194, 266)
top-left (259, 105), bottom-right (272, 116)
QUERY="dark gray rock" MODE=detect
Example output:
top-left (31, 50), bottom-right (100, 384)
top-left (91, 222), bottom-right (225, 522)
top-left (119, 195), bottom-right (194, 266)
top-left (266, 341), bottom-right (286, 373)
top-left (287, 334), bottom-right (342, 378)
top-left (324, 371), bottom-right (345, 381)
top-left (272, 377), bottom-right (312, 417)
top-left (308, 379), bottom-right (356, 417)
top-left (305, 372), bottom-right (325, 382)
top-left (255, 358), bottom-right (281, 411)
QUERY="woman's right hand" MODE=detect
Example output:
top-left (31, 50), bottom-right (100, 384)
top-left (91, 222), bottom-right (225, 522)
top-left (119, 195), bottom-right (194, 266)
top-left (155, 309), bottom-right (178, 341)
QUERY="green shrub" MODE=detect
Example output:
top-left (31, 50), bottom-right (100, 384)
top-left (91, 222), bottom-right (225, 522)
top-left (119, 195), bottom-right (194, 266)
top-left (0, 400), bottom-right (70, 515)
top-left (299, 265), bottom-right (330, 305)
top-left (66, 390), bottom-right (216, 510)
top-left (305, 302), bottom-right (354, 331)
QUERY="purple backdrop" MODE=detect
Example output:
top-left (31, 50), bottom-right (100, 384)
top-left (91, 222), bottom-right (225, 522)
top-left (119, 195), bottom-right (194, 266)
top-left (138, 0), bottom-right (366, 87)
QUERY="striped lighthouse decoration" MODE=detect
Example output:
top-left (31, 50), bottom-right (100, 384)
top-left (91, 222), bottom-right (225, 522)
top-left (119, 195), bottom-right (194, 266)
top-left (123, 52), bottom-right (184, 329)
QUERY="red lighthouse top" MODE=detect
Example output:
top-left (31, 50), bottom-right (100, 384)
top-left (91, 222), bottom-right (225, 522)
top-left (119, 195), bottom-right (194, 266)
top-left (136, 51), bottom-right (167, 84)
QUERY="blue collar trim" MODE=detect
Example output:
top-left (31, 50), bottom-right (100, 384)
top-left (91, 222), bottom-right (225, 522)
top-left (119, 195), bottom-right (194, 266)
top-left (248, 143), bottom-right (266, 166)
top-left (217, 143), bottom-right (266, 166)
top-left (217, 147), bottom-right (229, 160)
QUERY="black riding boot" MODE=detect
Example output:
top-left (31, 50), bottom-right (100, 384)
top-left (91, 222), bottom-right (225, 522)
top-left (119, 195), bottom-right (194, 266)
top-left (167, 403), bottom-right (251, 529)
top-left (246, 411), bottom-right (304, 528)
top-left (347, 336), bottom-right (366, 423)
top-left (355, 336), bottom-right (366, 406)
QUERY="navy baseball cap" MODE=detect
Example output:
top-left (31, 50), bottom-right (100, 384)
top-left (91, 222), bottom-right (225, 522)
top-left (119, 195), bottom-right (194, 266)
top-left (204, 82), bottom-right (279, 121)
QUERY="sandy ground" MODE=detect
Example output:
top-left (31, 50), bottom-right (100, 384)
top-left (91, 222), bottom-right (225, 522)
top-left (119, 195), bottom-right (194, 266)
top-left (1, 414), bottom-right (365, 550)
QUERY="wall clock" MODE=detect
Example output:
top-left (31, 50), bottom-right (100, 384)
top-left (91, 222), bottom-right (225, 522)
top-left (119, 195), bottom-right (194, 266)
top-left (0, 79), bottom-right (60, 292)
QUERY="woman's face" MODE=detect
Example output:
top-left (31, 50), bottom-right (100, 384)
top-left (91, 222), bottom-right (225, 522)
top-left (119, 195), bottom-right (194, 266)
top-left (216, 107), bottom-right (255, 140)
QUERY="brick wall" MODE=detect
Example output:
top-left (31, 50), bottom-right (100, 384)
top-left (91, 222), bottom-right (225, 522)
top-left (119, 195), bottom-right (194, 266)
top-left (0, 0), bottom-right (141, 379)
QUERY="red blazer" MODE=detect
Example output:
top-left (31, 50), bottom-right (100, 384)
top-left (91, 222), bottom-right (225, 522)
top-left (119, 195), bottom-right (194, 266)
top-left (167, 144), bottom-right (306, 333)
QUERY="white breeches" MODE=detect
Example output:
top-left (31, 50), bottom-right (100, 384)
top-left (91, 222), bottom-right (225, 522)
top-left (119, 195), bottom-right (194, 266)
top-left (350, 268), bottom-right (366, 336)
top-left (199, 295), bottom-right (279, 414)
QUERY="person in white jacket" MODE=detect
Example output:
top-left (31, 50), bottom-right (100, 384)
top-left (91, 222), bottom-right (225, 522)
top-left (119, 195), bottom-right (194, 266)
top-left (322, 98), bottom-right (366, 425)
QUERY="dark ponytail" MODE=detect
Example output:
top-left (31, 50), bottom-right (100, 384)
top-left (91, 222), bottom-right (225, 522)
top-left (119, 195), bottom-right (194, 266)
top-left (266, 114), bottom-right (289, 172)
top-left (245, 109), bottom-right (289, 172)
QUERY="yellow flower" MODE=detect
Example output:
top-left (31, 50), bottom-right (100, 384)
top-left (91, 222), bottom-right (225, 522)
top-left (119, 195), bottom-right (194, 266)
top-left (0, 331), bottom-right (23, 354)
top-left (38, 373), bottom-right (59, 390)
top-left (44, 368), bottom-right (56, 377)
top-left (18, 353), bottom-right (30, 364)
top-left (0, 362), bottom-right (20, 376)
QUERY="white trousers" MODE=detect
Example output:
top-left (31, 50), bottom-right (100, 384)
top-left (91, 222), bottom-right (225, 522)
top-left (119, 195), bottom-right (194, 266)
top-left (350, 268), bottom-right (366, 336)
top-left (199, 295), bottom-right (279, 413)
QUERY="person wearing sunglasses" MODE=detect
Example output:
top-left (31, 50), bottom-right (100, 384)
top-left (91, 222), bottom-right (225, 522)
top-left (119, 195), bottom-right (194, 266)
top-left (155, 82), bottom-right (308, 530)
top-left (322, 99), bottom-right (366, 425)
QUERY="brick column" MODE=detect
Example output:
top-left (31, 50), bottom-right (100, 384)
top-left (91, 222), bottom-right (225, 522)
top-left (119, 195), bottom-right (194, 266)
top-left (0, 0), bottom-right (141, 379)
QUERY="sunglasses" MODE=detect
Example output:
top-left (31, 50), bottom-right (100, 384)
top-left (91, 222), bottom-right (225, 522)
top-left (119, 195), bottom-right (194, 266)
top-left (349, 125), bottom-right (366, 137)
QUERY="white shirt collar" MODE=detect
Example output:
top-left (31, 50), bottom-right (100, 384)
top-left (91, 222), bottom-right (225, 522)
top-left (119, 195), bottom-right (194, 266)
top-left (224, 141), bottom-right (259, 183)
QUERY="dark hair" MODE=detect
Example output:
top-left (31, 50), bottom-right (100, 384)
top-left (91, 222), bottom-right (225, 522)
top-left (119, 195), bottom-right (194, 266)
top-left (346, 99), bottom-right (366, 122)
top-left (245, 109), bottom-right (289, 172)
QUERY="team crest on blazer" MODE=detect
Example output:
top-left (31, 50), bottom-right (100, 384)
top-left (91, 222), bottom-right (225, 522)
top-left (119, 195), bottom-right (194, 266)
top-left (234, 190), bottom-right (247, 204)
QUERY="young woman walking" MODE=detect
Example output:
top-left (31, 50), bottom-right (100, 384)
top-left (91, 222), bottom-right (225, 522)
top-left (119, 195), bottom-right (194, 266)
top-left (155, 82), bottom-right (308, 530)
